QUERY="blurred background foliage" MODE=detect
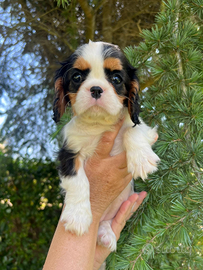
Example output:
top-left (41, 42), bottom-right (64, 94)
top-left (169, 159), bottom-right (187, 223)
top-left (0, 149), bottom-right (62, 269)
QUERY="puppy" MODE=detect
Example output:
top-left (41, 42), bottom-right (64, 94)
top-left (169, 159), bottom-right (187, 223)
top-left (53, 41), bottom-right (160, 251)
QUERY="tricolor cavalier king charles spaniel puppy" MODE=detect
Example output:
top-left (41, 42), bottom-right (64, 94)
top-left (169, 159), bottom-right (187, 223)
top-left (53, 41), bottom-right (160, 251)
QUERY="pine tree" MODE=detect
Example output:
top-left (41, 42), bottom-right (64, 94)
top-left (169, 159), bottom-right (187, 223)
top-left (107, 0), bottom-right (203, 269)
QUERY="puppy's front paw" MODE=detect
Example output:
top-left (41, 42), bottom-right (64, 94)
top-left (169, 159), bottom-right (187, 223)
top-left (61, 204), bottom-right (92, 236)
top-left (97, 221), bottom-right (117, 252)
top-left (128, 147), bottom-right (160, 180)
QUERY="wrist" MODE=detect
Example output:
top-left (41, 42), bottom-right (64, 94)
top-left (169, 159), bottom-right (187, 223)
top-left (91, 211), bottom-right (102, 226)
top-left (90, 199), bottom-right (106, 223)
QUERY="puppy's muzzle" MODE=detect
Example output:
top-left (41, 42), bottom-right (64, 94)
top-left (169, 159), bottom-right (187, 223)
top-left (90, 86), bottom-right (103, 100)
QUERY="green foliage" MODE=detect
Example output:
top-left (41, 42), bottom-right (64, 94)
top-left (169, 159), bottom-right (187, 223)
top-left (1, 1), bottom-right (203, 269)
top-left (110, 0), bottom-right (203, 269)
top-left (0, 151), bottom-right (62, 270)
top-left (55, 0), bottom-right (72, 9)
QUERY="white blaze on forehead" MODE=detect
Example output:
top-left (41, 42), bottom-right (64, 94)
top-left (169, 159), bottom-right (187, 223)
top-left (79, 42), bottom-right (105, 78)
top-left (72, 41), bottom-right (124, 118)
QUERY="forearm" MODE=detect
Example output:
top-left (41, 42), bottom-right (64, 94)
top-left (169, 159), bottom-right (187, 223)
top-left (43, 214), bottom-right (100, 270)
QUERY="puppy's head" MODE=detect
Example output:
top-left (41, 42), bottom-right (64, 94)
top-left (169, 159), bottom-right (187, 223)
top-left (53, 41), bottom-right (140, 125)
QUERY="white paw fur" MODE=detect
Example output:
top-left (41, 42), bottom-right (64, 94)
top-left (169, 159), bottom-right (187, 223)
top-left (61, 203), bottom-right (92, 236)
top-left (124, 122), bottom-right (160, 180)
top-left (127, 145), bottom-right (160, 180)
top-left (97, 221), bottom-right (117, 252)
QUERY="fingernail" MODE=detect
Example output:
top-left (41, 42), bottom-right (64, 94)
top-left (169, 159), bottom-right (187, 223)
top-left (142, 191), bottom-right (147, 198)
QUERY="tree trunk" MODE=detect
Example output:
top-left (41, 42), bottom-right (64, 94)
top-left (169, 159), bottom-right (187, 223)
top-left (102, 0), bottom-right (113, 43)
top-left (78, 0), bottom-right (95, 42)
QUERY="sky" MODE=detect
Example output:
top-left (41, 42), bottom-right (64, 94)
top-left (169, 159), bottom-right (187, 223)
top-left (0, 5), bottom-right (57, 158)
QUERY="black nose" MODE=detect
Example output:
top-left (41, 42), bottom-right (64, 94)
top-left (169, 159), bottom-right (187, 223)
top-left (90, 86), bottom-right (103, 100)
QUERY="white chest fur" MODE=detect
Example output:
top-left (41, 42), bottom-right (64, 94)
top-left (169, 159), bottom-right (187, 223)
top-left (59, 110), bottom-right (160, 251)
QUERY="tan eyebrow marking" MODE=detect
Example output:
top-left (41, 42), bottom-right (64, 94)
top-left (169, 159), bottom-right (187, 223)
top-left (103, 57), bottom-right (122, 71)
top-left (73, 57), bottom-right (91, 70)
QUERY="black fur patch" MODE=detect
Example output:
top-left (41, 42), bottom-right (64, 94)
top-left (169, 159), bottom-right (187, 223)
top-left (64, 68), bottom-right (90, 94)
top-left (55, 53), bottom-right (78, 82)
top-left (102, 44), bottom-right (122, 59)
top-left (125, 67), bottom-right (140, 127)
top-left (130, 92), bottom-right (140, 127)
top-left (104, 69), bottom-right (127, 96)
top-left (53, 96), bottom-right (60, 123)
top-left (58, 144), bottom-right (78, 177)
top-left (102, 43), bottom-right (140, 127)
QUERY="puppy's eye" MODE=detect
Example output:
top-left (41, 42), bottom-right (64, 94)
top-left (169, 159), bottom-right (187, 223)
top-left (72, 73), bottom-right (82, 83)
top-left (112, 74), bottom-right (122, 85)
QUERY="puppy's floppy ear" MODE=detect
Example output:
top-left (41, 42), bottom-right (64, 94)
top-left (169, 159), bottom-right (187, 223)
top-left (53, 77), bottom-right (69, 123)
top-left (127, 68), bottom-right (140, 126)
top-left (53, 53), bottom-right (77, 123)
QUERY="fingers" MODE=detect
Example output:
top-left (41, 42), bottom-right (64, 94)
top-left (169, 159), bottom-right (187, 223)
top-left (111, 192), bottom-right (147, 240)
top-left (112, 193), bottom-right (138, 232)
top-left (131, 191), bottom-right (147, 212)
top-left (126, 191), bottom-right (147, 219)
top-left (94, 118), bottom-right (124, 159)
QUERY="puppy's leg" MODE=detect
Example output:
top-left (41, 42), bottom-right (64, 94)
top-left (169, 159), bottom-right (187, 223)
top-left (97, 220), bottom-right (117, 252)
top-left (60, 168), bottom-right (92, 235)
top-left (124, 122), bottom-right (160, 180)
top-left (59, 147), bottom-right (92, 235)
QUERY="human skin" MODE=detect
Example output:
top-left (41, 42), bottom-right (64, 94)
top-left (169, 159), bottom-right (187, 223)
top-left (43, 120), bottom-right (147, 270)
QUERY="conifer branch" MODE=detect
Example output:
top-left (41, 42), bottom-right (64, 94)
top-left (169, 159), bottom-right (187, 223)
top-left (175, 0), bottom-right (187, 94)
top-left (140, 75), bottom-right (161, 91)
top-left (115, 1), bottom-right (203, 269)
top-left (131, 216), bottom-right (187, 269)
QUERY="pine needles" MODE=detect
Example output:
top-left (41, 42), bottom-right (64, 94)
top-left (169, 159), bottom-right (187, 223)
top-left (108, 1), bottom-right (203, 269)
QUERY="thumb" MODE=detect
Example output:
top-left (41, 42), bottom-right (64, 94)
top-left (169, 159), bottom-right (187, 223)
top-left (93, 118), bottom-right (124, 159)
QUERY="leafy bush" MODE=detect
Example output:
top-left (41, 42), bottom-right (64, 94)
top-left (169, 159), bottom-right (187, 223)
top-left (0, 151), bottom-right (62, 270)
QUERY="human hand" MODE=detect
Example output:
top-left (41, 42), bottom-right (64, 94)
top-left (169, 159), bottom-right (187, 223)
top-left (85, 119), bottom-right (133, 221)
top-left (93, 191), bottom-right (147, 270)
